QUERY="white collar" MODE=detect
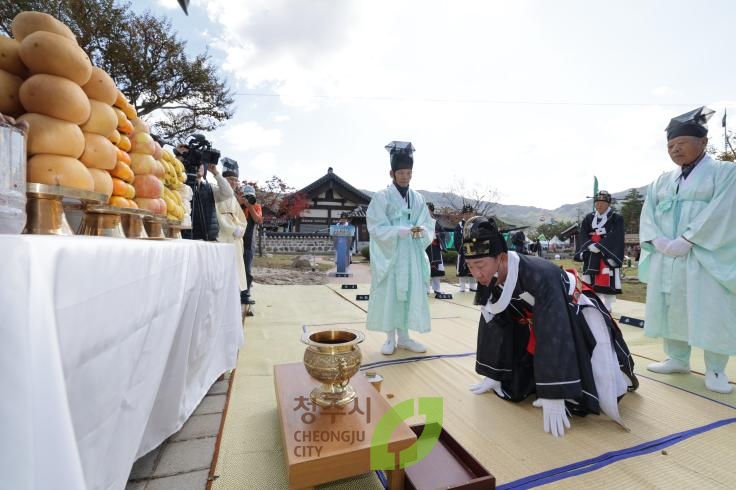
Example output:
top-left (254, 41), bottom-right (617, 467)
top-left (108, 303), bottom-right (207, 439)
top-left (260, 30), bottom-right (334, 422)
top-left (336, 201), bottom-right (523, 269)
top-left (488, 252), bottom-right (520, 314)
top-left (592, 209), bottom-right (609, 230)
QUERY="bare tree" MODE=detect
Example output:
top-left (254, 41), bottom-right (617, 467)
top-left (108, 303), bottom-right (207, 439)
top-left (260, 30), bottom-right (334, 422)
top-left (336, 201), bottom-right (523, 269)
top-left (440, 177), bottom-right (499, 221)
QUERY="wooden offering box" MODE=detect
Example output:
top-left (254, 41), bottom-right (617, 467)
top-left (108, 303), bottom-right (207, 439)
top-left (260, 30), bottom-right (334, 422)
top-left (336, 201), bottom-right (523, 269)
top-left (404, 424), bottom-right (495, 490)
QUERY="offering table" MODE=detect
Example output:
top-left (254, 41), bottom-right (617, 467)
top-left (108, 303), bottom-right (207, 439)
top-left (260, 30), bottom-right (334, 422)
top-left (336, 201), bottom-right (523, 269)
top-left (0, 234), bottom-right (244, 490)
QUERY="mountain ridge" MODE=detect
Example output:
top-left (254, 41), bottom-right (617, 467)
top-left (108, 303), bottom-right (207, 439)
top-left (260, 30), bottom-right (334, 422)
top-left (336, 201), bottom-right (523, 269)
top-left (360, 185), bottom-right (648, 227)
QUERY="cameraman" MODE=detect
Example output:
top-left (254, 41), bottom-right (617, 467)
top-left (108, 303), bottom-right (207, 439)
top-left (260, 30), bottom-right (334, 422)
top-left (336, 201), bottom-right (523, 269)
top-left (176, 144), bottom-right (233, 241)
top-left (236, 184), bottom-right (263, 308)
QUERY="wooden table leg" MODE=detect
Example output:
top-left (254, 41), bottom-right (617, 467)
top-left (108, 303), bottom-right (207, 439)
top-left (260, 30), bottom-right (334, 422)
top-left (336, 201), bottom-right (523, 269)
top-left (386, 468), bottom-right (405, 490)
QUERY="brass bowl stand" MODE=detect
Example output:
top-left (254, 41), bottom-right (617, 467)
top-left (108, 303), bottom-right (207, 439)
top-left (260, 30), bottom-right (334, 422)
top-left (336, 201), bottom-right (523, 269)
top-left (24, 183), bottom-right (107, 236)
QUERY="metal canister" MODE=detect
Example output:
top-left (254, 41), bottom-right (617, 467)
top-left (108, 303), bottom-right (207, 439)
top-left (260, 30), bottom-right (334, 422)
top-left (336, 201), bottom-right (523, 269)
top-left (0, 123), bottom-right (26, 234)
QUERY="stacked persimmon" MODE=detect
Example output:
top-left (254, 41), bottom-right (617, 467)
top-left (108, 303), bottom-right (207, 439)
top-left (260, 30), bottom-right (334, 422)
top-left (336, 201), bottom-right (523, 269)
top-left (106, 91), bottom-right (139, 208)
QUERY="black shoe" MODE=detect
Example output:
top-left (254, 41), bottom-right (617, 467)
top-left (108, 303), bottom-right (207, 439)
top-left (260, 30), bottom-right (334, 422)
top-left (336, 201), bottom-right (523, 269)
top-left (246, 309), bottom-right (254, 317)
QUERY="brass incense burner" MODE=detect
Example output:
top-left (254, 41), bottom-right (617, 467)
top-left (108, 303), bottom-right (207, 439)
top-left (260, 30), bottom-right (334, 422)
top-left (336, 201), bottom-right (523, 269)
top-left (24, 183), bottom-right (106, 236)
top-left (302, 329), bottom-right (364, 407)
top-left (411, 226), bottom-right (423, 239)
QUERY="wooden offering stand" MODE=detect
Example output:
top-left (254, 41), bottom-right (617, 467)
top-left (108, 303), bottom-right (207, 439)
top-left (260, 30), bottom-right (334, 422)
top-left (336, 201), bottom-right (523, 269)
top-left (24, 183), bottom-right (107, 236)
top-left (143, 214), bottom-right (167, 239)
top-left (274, 362), bottom-right (416, 490)
top-left (76, 203), bottom-right (126, 238)
top-left (121, 209), bottom-right (152, 239)
top-left (164, 219), bottom-right (186, 239)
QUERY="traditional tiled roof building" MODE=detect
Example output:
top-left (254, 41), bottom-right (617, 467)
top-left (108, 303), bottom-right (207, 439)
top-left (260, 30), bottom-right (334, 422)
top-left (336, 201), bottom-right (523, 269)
top-left (293, 167), bottom-right (372, 244)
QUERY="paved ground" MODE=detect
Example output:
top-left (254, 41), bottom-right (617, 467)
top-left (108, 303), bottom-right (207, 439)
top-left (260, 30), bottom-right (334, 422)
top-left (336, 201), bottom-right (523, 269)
top-left (125, 374), bottom-right (231, 490)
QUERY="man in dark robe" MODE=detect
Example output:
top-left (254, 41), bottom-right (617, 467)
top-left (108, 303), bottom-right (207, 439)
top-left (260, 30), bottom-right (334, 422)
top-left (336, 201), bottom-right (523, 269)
top-left (425, 203), bottom-right (446, 294)
top-left (453, 204), bottom-right (477, 292)
top-left (463, 216), bottom-right (637, 437)
top-left (574, 190), bottom-right (625, 312)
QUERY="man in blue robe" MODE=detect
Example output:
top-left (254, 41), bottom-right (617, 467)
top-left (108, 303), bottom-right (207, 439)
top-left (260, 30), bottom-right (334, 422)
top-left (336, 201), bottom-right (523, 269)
top-left (366, 141), bottom-right (435, 355)
top-left (639, 106), bottom-right (736, 394)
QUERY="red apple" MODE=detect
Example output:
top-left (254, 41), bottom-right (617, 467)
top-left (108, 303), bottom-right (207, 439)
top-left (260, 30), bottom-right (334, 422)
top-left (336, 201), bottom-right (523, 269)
top-left (129, 131), bottom-right (155, 155)
top-left (129, 152), bottom-right (156, 175)
top-left (133, 174), bottom-right (163, 199)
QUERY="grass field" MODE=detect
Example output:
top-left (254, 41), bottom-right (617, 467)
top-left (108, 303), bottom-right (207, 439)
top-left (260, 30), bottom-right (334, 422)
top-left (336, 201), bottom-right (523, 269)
top-left (441, 257), bottom-right (646, 303)
top-left (254, 253), bottom-right (647, 303)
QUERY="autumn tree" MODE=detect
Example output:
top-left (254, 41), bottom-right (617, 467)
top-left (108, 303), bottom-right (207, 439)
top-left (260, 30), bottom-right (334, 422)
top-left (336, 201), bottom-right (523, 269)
top-left (0, 0), bottom-right (234, 140)
top-left (620, 188), bottom-right (644, 234)
top-left (248, 176), bottom-right (310, 223)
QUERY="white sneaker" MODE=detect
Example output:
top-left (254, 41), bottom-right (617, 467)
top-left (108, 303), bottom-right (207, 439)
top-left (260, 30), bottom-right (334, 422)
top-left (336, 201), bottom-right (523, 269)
top-left (397, 338), bottom-right (427, 353)
top-left (705, 370), bottom-right (733, 394)
top-left (646, 358), bottom-right (690, 374)
top-left (459, 284), bottom-right (467, 292)
top-left (381, 338), bottom-right (396, 355)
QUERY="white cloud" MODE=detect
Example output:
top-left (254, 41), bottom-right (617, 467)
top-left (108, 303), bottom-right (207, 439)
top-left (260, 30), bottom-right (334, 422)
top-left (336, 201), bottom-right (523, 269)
top-left (652, 86), bottom-right (676, 97)
top-left (155, 0), bottom-right (180, 10)
top-left (220, 121), bottom-right (282, 152)
top-left (168, 0), bottom-right (736, 209)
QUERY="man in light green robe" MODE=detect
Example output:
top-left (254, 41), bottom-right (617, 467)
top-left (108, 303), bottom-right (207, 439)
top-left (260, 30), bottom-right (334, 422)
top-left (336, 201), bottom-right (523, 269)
top-left (639, 106), bottom-right (736, 394)
top-left (367, 141), bottom-right (435, 355)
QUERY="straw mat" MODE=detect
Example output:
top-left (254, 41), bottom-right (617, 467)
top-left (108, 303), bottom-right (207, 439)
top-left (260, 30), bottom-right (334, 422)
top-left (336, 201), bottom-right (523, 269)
top-left (212, 283), bottom-right (736, 489)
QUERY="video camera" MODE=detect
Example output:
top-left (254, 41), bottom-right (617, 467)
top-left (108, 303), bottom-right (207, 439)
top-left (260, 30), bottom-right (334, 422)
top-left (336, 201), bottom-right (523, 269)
top-left (175, 134), bottom-right (221, 182)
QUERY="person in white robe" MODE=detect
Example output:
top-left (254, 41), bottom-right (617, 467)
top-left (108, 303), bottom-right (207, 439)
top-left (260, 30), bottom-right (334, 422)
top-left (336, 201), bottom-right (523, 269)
top-left (217, 171), bottom-right (249, 315)
top-left (366, 141), bottom-right (435, 355)
top-left (639, 106), bottom-right (736, 394)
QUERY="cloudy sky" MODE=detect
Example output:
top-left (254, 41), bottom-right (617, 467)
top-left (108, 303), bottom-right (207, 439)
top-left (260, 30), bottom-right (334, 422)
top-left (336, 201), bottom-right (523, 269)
top-left (134, 0), bottom-right (736, 209)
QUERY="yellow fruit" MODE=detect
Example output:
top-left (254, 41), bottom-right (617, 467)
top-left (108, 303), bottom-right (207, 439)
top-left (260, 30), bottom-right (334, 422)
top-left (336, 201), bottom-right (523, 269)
top-left (19, 73), bottom-right (91, 124)
top-left (19, 30), bottom-right (92, 85)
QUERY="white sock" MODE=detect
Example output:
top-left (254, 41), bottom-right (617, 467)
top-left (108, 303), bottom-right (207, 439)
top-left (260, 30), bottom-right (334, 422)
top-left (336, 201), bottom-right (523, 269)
top-left (432, 277), bottom-right (441, 292)
top-left (386, 330), bottom-right (397, 342)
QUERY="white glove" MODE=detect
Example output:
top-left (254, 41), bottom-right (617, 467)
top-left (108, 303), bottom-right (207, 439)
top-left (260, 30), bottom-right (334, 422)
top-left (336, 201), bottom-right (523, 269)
top-left (664, 237), bottom-right (692, 257)
top-left (532, 398), bottom-right (571, 437)
top-left (397, 227), bottom-right (411, 238)
top-left (588, 244), bottom-right (600, 253)
top-left (469, 377), bottom-right (504, 397)
top-left (233, 226), bottom-right (245, 238)
top-left (652, 237), bottom-right (671, 254)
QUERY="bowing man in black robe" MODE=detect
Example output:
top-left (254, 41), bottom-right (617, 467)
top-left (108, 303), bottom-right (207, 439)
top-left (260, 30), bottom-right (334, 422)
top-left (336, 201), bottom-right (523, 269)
top-left (574, 190), bottom-right (625, 312)
top-left (463, 216), bottom-right (637, 437)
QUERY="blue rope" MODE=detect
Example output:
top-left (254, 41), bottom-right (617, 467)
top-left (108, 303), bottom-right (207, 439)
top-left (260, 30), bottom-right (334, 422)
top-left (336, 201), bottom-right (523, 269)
top-left (499, 417), bottom-right (736, 489)
top-left (361, 352), bottom-right (475, 371)
top-left (375, 470), bottom-right (388, 489)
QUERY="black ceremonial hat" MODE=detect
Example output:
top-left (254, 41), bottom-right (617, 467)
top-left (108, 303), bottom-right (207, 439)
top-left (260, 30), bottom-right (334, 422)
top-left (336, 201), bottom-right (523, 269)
top-left (462, 216), bottom-right (507, 258)
top-left (385, 141), bottom-right (415, 170)
top-left (594, 190), bottom-right (612, 203)
top-left (665, 106), bottom-right (714, 141)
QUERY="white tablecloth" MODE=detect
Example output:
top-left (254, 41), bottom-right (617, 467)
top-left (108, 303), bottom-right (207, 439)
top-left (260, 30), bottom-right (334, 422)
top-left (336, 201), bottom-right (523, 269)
top-left (0, 235), bottom-right (244, 490)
